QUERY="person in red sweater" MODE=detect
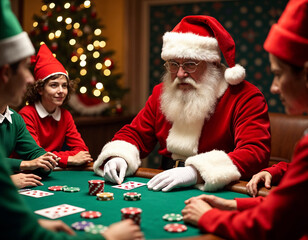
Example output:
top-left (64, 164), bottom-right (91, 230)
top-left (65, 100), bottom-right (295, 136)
top-left (182, 0), bottom-right (308, 239)
top-left (19, 44), bottom-right (93, 168)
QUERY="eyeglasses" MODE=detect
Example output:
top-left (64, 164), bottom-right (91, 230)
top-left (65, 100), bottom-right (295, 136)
top-left (164, 61), bottom-right (201, 73)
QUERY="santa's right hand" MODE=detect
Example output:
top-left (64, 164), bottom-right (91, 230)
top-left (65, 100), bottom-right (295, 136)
top-left (103, 157), bottom-right (128, 184)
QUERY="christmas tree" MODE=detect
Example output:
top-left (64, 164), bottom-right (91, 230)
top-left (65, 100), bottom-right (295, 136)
top-left (29, 0), bottom-right (128, 115)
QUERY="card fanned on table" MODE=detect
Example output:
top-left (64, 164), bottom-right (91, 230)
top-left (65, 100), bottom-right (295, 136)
top-left (35, 204), bottom-right (85, 219)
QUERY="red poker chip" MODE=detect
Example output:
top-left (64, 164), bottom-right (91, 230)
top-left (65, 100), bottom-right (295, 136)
top-left (121, 207), bottom-right (142, 215)
top-left (88, 180), bottom-right (105, 184)
top-left (48, 186), bottom-right (65, 191)
top-left (80, 211), bottom-right (102, 219)
top-left (164, 223), bottom-right (187, 233)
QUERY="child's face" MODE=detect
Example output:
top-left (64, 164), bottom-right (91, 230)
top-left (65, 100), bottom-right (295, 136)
top-left (39, 75), bottom-right (68, 113)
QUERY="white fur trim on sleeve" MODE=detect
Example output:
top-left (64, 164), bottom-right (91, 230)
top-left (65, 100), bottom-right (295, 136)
top-left (185, 150), bottom-right (241, 191)
top-left (93, 140), bottom-right (141, 177)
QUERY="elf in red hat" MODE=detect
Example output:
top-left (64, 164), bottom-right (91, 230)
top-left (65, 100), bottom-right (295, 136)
top-left (19, 44), bottom-right (93, 168)
top-left (182, 0), bottom-right (308, 239)
top-left (94, 15), bottom-right (271, 192)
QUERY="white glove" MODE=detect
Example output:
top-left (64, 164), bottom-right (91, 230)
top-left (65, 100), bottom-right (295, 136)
top-left (147, 166), bottom-right (198, 192)
top-left (103, 157), bottom-right (128, 184)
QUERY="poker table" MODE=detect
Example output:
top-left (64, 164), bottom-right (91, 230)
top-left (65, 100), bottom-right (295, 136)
top-left (23, 167), bottom-right (271, 240)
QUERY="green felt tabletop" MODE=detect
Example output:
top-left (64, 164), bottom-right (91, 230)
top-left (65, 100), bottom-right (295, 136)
top-left (22, 170), bottom-right (249, 239)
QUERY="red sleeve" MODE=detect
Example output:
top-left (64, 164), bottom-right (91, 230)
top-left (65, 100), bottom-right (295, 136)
top-left (261, 162), bottom-right (289, 184)
top-left (235, 196), bottom-right (265, 211)
top-left (19, 106), bottom-right (42, 146)
top-left (197, 136), bottom-right (308, 240)
top-left (51, 110), bottom-right (88, 167)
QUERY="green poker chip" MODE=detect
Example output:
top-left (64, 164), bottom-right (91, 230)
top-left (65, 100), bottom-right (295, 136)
top-left (84, 224), bottom-right (108, 234)
top-left (123, 192), bottom-right (141, 201)
top-left (162, 213), bottom-right (183, 222)
top-left (62, 186), bottom-right (80, 192)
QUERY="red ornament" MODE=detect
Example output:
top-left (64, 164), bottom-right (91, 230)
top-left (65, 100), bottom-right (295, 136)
top-left (91, 11), bottom-right (97, 18)
top-left (56, 6), bottom-right (61, 12)
top-left (51, 43), bottom-right (58, 52)
top-left (116, 103), bottom-right (123, 114)
top-left (91, 80), bottom-right (97, 87)
top-left (72, 29), bottom-right (78, 37)
top-left (82, 17), bottom-right (87, 24)
top-left (70, 5), bottom-right (77, 12)
top-left (47, 11), bottom-right (52, 17)
top-left (42, 24), bottom-right (49, 32)
top-left (104, 58), bottom-right (114, 70)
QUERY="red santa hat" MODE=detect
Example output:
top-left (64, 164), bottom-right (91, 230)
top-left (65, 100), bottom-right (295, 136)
top-left (264, 0), bottom-right (308, 67)
top-left (161, 15), bottom-right (245, 85)
top-left (31, 44), bottom-right (68, 81)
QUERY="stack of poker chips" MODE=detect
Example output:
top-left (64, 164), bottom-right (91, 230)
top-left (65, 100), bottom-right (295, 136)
top-left (121, 207), bottom-right (142, 225)
top-left (96, 192), bottom-right (114, 201)
top-left (88, 180), bottom-right (105, 196)
top-left (123, 192), bottom-right (141, 201)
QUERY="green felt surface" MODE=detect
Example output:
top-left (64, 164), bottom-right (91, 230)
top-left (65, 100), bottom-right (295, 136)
top-left (23, 171), bottom-right (249, 239)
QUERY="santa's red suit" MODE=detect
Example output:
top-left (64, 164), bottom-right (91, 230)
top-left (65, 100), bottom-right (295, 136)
top-left (94, 80), bottom-right (270, 191)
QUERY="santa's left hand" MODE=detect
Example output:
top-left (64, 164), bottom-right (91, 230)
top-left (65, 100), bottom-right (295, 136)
top-left (147, 166), bottom-right (198, 192)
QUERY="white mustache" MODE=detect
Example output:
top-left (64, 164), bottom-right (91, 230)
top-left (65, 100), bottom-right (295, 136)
top-left (173, 77), bottom-right (199, 89)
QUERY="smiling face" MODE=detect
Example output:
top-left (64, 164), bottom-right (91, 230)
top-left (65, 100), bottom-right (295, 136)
top-left (269, 54), bottom-right (308, 115)
top-left (39, 74), bottom-right (68, 113)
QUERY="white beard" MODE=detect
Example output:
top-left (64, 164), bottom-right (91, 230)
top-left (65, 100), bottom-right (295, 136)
top-left (160, 64), bottom-right (227, 124)
top-left (160, 64), bottom-right (228, 159)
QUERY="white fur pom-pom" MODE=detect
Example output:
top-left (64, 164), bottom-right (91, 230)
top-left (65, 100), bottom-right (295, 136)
top-left (224, 64), bottom-right (246, 85)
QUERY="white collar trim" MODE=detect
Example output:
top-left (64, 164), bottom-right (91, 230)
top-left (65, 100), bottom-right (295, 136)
top-left (0, 106), bottom-right (13, 124)
top-left (35, 101), bottom-right (61, 121)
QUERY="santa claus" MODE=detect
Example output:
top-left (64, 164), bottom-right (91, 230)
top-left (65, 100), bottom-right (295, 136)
top-left (93, 15), bottom-right (271, 192)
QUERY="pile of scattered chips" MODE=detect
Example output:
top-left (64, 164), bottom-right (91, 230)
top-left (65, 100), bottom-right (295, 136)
top-left (88, 180), bottom-right (105, 196)
top-left (71, 221), bottom-right (94, 231)
top-left (121, 207), bottom-right (142, 225)
top-left (84, 224), bottom-right (108, 234)
top-left (123, 192), bottom-right (141, 201)
top-left (96, 192), bottom-right (114, 201)
top-left (80, 211), bottom-right (102, 219)
top-left (62, 186), bottom-right (80, 192)
top-left (164, 223), bottom-right (187, 233)
top-left (162, 213), bottom-right (183, 222)
top-left (48, 185), bottom-right (66, 191)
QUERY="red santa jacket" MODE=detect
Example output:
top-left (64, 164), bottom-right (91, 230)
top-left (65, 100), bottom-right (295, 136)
top-left (94, 81), bottom-right (270, 191)
top-left (198, 135), bottom-right (308, 240)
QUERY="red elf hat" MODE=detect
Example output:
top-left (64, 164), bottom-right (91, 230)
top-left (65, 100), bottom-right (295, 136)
top-left (161, 15), bottom-right (245, 85)
top-left (264, 0), bottom-right (308, 67)
top-left (31, 44), bottom-right (68, 81)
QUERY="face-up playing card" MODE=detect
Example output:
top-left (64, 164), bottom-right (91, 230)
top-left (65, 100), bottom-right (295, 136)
top-left (112, 181), bottom-right (146, 190)
top-left (19, 190), bottom-right (54, 198)
top-left (35, 204), bottom-right (85, 219)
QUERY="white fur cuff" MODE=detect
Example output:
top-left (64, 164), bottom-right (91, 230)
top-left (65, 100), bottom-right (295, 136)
top-left (185, 150), bottom-right (241, 191)
top-left (93, 140), bottom-right (141, 177)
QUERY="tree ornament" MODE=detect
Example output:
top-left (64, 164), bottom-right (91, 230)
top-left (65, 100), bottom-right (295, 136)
top-left (51, 42), bottom-right (58, 51)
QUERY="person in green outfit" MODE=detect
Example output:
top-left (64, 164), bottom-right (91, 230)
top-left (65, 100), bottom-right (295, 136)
top-left (0, 104), bottom-right (60, 188)
top-left (0, 0), bottom-right (144, 239)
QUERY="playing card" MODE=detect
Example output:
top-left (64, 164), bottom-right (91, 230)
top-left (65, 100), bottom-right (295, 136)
top-left (35, 204), bottom-right (85, 219)
top-left (19, 190), bottom-right (54, 198)
top-left (112, 181), bottom-right (146, 190)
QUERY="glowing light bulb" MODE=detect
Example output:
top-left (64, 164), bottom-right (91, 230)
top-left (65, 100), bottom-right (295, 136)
top-left (40, 41), bottom-right (45, 45)
top-left (73, 23), bottom-right (80, 29)
top-left (48, 33), bottom-right (55, 40)
top-left (77, 48), bottom-right (84, 54)
top-left (64, 3), bottom-right (71, 9)
top-left (80, 60), bottom-right (86, 67)
top-left (57, 16), bottom-right (63, 22)
top-left (80, 54), bottom-right (87, 61)
top-left (84, 0), bottom-right (91, 8)
top-left (93, 51), bottom-right (100, 58)
top-left (80, 69), bottom-right (87, 76)
top-left (33, 22), bottom-right (38, 27)
top-left (55, 30), bottom-right (61, 38)
top-left (94, 29), bottom-right (101, 36)
top-left (69, 39), bottom-right (76, 45)
top-left (99, 41), bottom-right (106, 48)
top-left (87, 44), bottom-right (94, 51)
top-left (104, 69), bottom-right (111, 76)
top-left (93, 89), bottom-right (101, 97)
top-left (103, 96), bottom-right (110, 103)
top-left (96, 63), bottom-right (103, 70)
top-left (104, 59), bottom-right (112, 67)
top-left (65, 18), bottom-right (72, 24)
top-left (71, 56), bottom-right (78, 62)
top-left (80, 86), bottom-right (87, 94)
top-left (93, 40), bottom-right (100, 47)
top-left (96, 82), bottom-right (103, 90)
top-left (41, 5), bottom-right (48, 11)
top-left (49, 3), bottom-right (55, 9)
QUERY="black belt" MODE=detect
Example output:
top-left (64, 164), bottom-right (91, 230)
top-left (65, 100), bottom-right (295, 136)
top-left (161, 156), bottom-right (185, 169)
